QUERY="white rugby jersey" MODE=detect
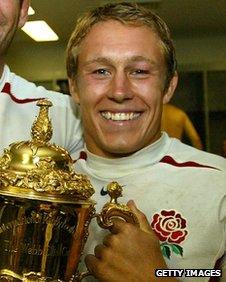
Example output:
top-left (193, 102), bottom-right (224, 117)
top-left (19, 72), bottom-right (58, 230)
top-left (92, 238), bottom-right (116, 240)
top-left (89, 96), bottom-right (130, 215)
top-left (0, 65), bottom-right (83, 158)
top-left (74, 133), bottom-right (226, 281)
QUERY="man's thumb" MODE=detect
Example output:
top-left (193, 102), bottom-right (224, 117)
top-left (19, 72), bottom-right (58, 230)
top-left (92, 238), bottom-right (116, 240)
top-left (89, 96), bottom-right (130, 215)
top-left (127, 200), bottom-right (152, 233)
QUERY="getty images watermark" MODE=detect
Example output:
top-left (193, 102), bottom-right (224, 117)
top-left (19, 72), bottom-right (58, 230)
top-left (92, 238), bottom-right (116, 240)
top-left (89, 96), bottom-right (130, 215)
top-left (155, 269), bottom-right (222, 278)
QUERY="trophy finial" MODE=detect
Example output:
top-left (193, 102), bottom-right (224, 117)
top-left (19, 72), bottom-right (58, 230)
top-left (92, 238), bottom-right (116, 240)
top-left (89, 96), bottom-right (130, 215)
top-left (107, 181), bottom-right (123, 204)
top-left (31, 99), bottom-right (53, 143)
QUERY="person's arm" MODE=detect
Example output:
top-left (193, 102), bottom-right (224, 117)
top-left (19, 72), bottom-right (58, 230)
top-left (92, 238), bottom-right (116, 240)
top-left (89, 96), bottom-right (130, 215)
top-left (183, 114), bottom-right (203, 150)
top-left (85, 201), bottom-right (177, 282)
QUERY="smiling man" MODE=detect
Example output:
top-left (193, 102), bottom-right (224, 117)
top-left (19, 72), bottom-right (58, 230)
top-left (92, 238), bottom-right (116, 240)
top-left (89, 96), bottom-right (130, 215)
top-left (67, 3), bottom-right (226, 281)
top-left (70, 19), bottom-right (176, 158)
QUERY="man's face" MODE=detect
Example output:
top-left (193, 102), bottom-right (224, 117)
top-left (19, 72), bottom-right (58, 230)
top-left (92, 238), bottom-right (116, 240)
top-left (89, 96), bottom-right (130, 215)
top-left (70, 20), bottom-right (177, 158)
top-left (0, 0), bottom-right (27, 57)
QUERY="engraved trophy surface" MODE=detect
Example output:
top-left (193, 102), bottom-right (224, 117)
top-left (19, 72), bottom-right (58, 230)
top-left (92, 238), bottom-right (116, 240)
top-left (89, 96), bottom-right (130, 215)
top-left (0, 100), bottom-right (138, 281)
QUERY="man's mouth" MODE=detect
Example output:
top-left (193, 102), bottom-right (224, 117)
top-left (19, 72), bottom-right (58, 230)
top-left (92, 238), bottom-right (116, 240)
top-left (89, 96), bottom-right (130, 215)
top-left (100, 111), bottom-right (141, 121)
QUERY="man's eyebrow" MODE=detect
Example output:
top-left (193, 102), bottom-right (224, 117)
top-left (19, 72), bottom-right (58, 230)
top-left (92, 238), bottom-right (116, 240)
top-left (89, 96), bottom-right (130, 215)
top-left (83, 56), bottom-right (157, 66)
top-left (83, 57), bottom-right (112, 66)
top-left (128, 56), bottom-right (157, 65)
top-left (129, 56), bottom-right (151, 62)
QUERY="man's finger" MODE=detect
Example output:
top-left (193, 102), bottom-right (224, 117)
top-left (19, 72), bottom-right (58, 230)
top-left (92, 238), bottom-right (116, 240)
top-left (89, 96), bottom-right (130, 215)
top-left (94, 244), bottom-right (105, 259)
top-left (103, 233), bottom-right (114, 246)
top-left (127, 200), bottom-right (153, 233)
top-left (85, 254), bottom-right (98, 275)
top-left (109, 218), bottom-right (126, 234)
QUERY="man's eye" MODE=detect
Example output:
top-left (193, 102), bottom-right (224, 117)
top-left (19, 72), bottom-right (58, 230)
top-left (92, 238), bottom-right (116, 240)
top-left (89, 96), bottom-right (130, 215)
top-left (131, 69), bottom-right (150, 75)
top-left (93, 69), bottom-right (110, 75)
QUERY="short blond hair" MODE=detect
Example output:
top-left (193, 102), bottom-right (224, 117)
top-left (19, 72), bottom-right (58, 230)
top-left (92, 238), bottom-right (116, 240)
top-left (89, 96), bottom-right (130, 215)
top-left (66, 2), bottom-right (177, 89)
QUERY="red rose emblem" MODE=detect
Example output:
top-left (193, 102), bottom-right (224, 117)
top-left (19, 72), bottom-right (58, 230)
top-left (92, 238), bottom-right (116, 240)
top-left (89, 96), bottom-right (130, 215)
top-left (151, 210), bottom-right (188, 244)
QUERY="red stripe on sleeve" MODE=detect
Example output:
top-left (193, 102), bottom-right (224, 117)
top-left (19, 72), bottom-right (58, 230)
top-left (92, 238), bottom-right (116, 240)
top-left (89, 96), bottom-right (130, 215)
top-left (2, 82), bottom-right (44, 104)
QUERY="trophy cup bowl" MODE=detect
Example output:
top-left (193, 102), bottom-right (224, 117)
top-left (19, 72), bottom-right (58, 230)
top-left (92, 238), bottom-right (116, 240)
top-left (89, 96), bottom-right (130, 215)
top-left (0, 100), bottom-right (138, 281)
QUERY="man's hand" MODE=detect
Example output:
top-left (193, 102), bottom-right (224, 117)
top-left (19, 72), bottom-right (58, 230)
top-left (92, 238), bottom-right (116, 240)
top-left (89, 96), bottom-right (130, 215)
top-left (85, 200), bottom-right (175, 282)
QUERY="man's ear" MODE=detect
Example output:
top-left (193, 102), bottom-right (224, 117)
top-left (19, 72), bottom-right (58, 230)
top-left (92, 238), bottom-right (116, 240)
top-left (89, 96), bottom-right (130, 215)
top-left (68, 78), bottom-right (80, 104)
top-left (18, 0), bottom-right (30, 28)
top-left (163, 72), bottom-right (178, 104)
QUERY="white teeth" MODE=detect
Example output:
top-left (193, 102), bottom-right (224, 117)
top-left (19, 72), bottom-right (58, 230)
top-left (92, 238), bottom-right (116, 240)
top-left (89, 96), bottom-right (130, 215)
top-left (101, 112), bottom-right (140, 121)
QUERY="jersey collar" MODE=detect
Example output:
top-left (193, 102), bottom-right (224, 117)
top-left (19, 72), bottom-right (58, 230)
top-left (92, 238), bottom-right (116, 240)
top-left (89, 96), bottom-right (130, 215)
top-left (83, 132), bottom-right (172, 179)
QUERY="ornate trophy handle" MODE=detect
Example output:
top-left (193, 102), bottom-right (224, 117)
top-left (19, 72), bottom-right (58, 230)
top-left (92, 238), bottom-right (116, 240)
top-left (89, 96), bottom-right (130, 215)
top-left (75, 182), bottom-right (139, 281)
top-left (96, 181), bottom-right (139, 228)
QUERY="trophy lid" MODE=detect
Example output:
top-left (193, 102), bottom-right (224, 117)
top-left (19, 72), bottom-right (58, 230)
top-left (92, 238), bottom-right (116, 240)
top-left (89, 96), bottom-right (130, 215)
top-left (0, 99), bottom-right (94, 203)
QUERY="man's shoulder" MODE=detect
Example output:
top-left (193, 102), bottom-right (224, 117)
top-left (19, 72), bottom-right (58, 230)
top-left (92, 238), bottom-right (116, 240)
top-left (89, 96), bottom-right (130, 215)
top-left (8, 71), bottom-right (72, 106)
top-left (168, 138), bottom-right (226, 171)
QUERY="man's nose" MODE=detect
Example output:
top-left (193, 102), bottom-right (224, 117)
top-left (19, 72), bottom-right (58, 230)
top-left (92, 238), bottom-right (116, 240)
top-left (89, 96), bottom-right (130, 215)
top-left (108, 72), bottom-right (133, 103)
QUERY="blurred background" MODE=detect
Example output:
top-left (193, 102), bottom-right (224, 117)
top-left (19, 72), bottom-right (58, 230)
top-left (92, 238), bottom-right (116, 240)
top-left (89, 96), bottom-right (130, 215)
top-left (7, 0), bottom-right (226, 155)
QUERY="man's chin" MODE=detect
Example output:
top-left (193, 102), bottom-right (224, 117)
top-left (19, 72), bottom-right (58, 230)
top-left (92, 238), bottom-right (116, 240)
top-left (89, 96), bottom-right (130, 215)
top-left (101, 143), bottom-right (140, 158)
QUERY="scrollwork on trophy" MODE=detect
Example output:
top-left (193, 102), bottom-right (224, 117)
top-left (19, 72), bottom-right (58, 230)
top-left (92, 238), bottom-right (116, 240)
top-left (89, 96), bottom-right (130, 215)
top-left (0, 157), bottom-right (94, 199)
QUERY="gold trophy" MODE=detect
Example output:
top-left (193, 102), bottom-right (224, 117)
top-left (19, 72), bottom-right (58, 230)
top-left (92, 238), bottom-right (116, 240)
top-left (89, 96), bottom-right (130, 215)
top-left (0, 100), bottom-right (138, 281)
